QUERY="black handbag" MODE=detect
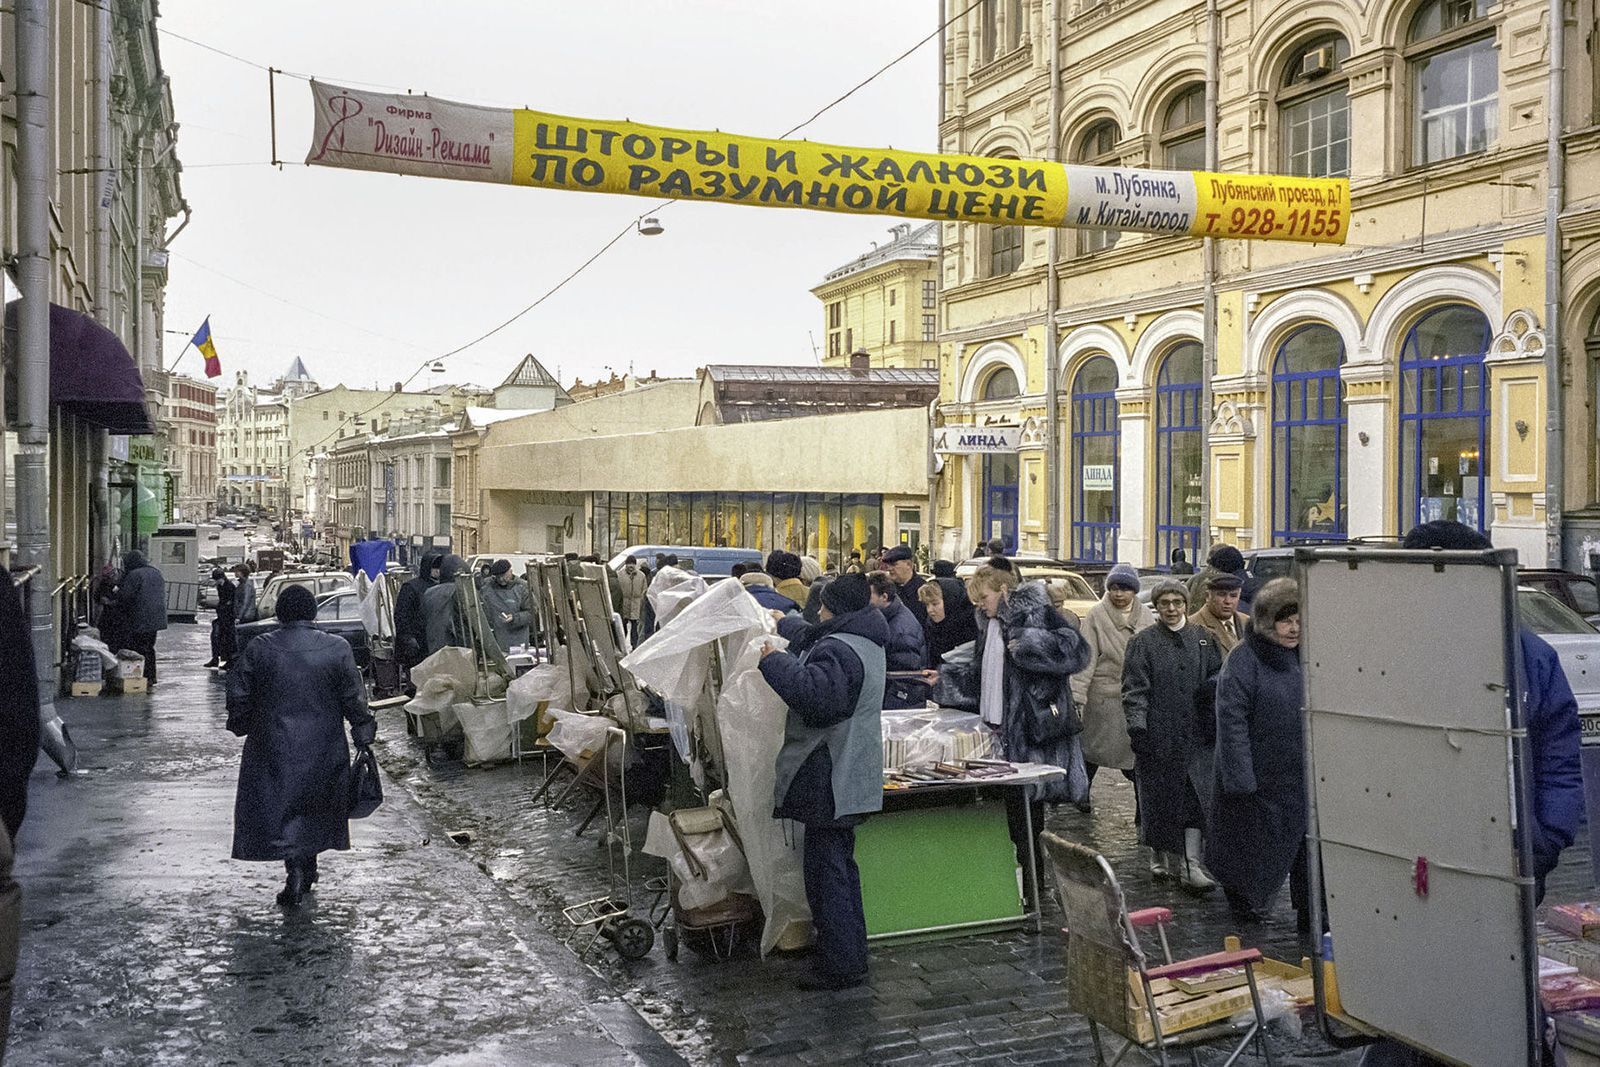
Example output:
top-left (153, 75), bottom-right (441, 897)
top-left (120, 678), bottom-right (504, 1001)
top-left (349, 745), bottom-right (383, 819)
top-left (1023, 695), bottom-right (1078, 746)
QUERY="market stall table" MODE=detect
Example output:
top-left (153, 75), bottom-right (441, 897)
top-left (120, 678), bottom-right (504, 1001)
top-left (857, 762), bottom-right (1063, 942)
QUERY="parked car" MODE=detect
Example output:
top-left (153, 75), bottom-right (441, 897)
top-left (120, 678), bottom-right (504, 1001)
top-left (606, 545), bottom-right (763, 580)
top-left (1518, 587), bottom-right (1600, 713)
top-left (953, 555), bottom-right (1099, 621)
top-left (1519, 569), bottom-right (1600, 627)
top-left (258, 570), bottom-right (356, 618)
top-left (234, 590), bottom-right (371, 670)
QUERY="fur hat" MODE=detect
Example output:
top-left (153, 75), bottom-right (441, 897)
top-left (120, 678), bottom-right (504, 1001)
top-left (1402, 520), bottom-right (1492, 551)
top-left (1206, 544), bottom-right (1246, 573)
top-left (821, 573), bottom-right (871, 615)
top-left (1105, 563), bottom-right (1141, 592)
top-left (1252, 578), bottom-right (1300, 633)
top-left (799, 556), bottom-right (823, 583)
top-left (766, 551), bottom-right (802, 580)
top-left (931, 559), bottom-right (956, 578)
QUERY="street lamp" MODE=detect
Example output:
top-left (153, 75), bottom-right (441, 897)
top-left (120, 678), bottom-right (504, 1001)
top-left (637, 216), bottom-right (664, 236)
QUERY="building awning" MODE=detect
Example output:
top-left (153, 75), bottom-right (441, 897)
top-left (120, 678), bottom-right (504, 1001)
top-left (6, 301), bottom-right (154, 434)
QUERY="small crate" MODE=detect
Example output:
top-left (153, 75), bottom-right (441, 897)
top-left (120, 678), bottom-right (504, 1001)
top-left (108, 675), bottom-right (147, 694)
top-left (1127, 945), bottom-right (1312, 1043)
top-left (69, 680), bottom-right (103, 697)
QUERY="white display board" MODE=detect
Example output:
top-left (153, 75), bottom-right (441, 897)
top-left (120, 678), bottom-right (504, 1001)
top-left (1300, 548), bottom-right (1537, 1067)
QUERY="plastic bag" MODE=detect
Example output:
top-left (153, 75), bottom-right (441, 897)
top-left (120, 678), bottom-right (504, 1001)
top-left (506, 664), bottom-right (576, 724)
top-left (410, 646), bottom-right (476, 700)
top-left (644, 565), bottom-right (708, 629)
top-left (70, 633), bottom-right (118, 670)
top-left (642, 810), bottom-right (756, 913)
top-left (455, 699), bottom-right (512, 765)
top-left (622, 578), bottom-right (770, 706)
top-left (881, 707), bottom-right (993, 769)
top-left (544, 709), bottom-right (610, 763)
top-left (1227, 985), bottom-right (1301, 1038)
top-left (940, 639), bottom-right (976, 666)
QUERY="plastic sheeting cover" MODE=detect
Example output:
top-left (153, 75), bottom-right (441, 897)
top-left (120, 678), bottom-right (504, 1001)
top-left (545, 709), bottom-right (611, 763)
top-left (714, 628), bottom-right (811, 956)
top-left (506, 663), bottom-right (577, 723)
top-left (643, 565), bottom-right (707, 630)
top-left (621, 578), bottom-right (766, 707)
top-left (456, 699), bottom-right (511, 765)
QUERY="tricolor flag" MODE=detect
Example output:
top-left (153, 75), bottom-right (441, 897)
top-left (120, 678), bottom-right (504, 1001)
top-left (192, 317), bottom-right (222, 379)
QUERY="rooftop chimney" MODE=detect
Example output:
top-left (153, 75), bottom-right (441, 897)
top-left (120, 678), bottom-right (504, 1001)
top-left (850, 350), bottom-right (872, 373)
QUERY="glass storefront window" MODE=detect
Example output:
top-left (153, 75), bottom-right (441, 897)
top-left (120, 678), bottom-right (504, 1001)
top-left (804, 493), bottom-right (843, 569)
top-left (1155, 342), bottom-right (1204, 570)
top-left (1071, 356), bottom-right (1120, 562)
top-left (592, 497), bottom-right (610, 557)
top-left (1272, 325), bottom-right (1347, 543)
top-left (773, 493), bottom-right (804, 554)
top-left (842, 494), bottom-right (879, 561)
top-left (742, 494), bottom-right (772, 554)
top-left (1399, 304), bottom-right (1491, 531)
top-left (666, 494), bottom-right (692, 545)
top-left (717, 494), bottom-right (741, 548)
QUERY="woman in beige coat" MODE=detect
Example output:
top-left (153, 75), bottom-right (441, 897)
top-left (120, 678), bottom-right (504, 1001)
top-left (1069, 563), bottom-right (1154, 812)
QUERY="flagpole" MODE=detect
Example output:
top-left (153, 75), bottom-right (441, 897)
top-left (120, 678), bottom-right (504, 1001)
top-left (167, 340), bottom-right (195, 372)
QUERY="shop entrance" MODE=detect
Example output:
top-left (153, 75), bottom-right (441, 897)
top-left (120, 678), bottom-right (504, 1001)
top-left (983, 453), bottom-right (1018, 553)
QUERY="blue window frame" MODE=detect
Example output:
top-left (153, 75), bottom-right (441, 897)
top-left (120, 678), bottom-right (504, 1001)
top-left (1399, 304), bottom-right (1491, 532)
top-left (1071, 356), bottom-right (1120, 562)
top-left (983, 452), bottom-right (1019, 553)
top-left (1155, 342), bottom-right (1204, 571)
top-left (1272, 324), bottom-right (1347, 543)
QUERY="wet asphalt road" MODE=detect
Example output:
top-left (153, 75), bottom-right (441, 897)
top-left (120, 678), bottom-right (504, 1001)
top-left (9, 623), bottom-right (682, 1066)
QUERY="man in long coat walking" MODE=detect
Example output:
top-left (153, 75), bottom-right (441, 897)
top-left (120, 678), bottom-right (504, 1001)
top-left (1122, 578), bottom-right (1222, 891)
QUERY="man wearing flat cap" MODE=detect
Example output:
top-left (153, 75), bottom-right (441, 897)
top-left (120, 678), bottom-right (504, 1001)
top-left (478, 559), bottom-right (534, 655)
top-left (1189, 571), bottom-right (1248, 655)
top-left (882, 545), bottom-right (927, 628)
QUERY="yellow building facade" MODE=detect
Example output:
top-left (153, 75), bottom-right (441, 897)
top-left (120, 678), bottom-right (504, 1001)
top-left (936, 0), bottom-right (1600, 568)
top-left (814, 223), bottom-right (942, 369)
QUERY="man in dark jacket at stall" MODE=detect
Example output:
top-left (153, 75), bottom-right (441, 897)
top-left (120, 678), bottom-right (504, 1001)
top-left (0, 571), bottom-right (41, 1051)
top-left (1402, 520), bottom-right (1583, 901)
top-left (116, 550), bottom-right (167, 685)
top-left (1123, 577), bottom-right (1223, 892)
top-left (226, 584), bottom-right (376, 907)
top-left (758, 573), bottom-right (886, 991)
top-left (205, 567), bottom-right (237, 669)
top-left (867, 572), bottom-right (928, 707)
top-left (394, 552), bottom-right (439, 673)
top-left (421, 555), bottom-right (470, 656)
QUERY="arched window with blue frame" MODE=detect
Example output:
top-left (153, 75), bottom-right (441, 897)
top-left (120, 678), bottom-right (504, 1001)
top-left (1399, 304), bottom-right (1492, 532)
top-left (1070, 356), bottom-right (1120, 561)
top-left (1155, 341), bottom-right (1204, 570)
top-left (1272, 324), bottom-right (1347, 543)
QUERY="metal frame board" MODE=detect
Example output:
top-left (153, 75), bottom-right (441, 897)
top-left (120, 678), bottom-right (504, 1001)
top-left (1298, 546), bottom-right (1538, 1067)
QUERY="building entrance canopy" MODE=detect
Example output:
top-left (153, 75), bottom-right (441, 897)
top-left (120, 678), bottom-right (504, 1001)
top-left (305, 82), bottom-right (1349, 245)
top-left (6, 302), bottom-right (153, 435)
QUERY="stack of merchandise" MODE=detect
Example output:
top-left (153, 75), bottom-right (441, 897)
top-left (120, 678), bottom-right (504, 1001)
top-left (1540, 904), bottom-right (1600, 1054)
top-left (881, 708), bottom-right (993, 771)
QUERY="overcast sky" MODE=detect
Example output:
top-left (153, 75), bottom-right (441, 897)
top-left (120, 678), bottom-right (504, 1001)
top-left (158, 1), bottom-right (940, 394)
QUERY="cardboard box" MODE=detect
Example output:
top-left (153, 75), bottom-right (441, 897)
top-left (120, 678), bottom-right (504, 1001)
top-left (108, 675), bottom-right (147, 694)
top-left (1551, 904), bottom-right (1600, 941)
top-left (113, 652), bottom-right (145, 680)
top-left (69, 680), bottom-right (103, 697)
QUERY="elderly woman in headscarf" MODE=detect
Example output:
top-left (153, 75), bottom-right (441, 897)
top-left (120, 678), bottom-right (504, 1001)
top-left (1069, 563), bottom-right (1154, 813)
top-left (1206, 578), bottom-right (1311, 931)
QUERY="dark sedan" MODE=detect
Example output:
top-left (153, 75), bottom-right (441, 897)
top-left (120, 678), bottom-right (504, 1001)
top-left (234, 590), bottom-right (371, 670)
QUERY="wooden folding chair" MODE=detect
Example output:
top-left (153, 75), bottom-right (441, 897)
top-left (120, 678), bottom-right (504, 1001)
top-left (1042, 832), bottom-right (1278, 1067)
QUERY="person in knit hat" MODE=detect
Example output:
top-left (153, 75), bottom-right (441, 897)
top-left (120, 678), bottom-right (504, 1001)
top-left (1121, 576), bottom-right (1222, 890)
top-left (758, 570), bottom-right (886, 990)
top-left (1070, 563), bottom-right (1154, 812)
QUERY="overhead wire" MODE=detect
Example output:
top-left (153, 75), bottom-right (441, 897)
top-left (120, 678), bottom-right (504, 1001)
top-left (158, 4), bottom-right (974, 463)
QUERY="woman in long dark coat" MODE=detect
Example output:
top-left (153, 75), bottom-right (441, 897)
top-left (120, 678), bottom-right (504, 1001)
top-left (1205, 578), bottom-right (1309, 929)
top-left (1121, 578), bottom-right (1223, 891)
top-left (226, 585), bottom-right (375, 906)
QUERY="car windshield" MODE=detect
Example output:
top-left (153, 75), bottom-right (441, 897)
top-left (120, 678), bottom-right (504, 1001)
top-left (316, 595), bottom-right (348, 621)
top-left (1519, 589), bottom-right (1596, 635)
top-left (1570, 579), bottom-right (1600, 617)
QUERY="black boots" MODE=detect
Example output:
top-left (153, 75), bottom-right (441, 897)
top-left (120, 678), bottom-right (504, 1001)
top-left (276, 856), bottom-right (317, 907)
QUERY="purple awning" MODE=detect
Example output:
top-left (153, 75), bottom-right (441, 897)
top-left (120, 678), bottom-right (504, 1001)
top-left (6, 301), bottom-right (153, 435)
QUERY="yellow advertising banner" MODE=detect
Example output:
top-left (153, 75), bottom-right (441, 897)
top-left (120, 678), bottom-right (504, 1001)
top-left (308, 81), bottom-right (1349, 244)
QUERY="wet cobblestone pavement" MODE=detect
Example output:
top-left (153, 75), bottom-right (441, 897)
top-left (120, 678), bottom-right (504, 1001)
top-left (11, 621), bottom-right (1594, 1065)
top-left (10, 624), bottom-right (681, 1066)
